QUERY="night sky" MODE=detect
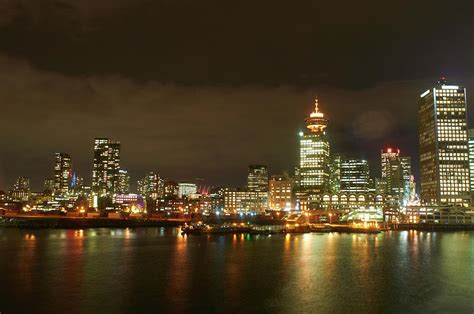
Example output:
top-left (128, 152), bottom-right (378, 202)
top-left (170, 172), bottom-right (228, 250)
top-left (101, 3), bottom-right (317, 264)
top-left (0, 0), bottom-right (473, 191)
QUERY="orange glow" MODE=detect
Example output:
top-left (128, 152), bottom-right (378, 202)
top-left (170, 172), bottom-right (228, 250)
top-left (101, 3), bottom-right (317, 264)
top-left (305, 98), bottom-right (328, 133)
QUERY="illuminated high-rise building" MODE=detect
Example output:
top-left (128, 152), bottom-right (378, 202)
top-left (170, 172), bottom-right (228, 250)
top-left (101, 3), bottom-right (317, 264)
top-left (247, 165), bottom-right (268, 192)
top-left (467, 129), bottom-right (474, 203)
top-left (92, 138), bottom-right (121, 197)
top-left (329, 155), bottom-right (342, 193)
top-left (381, 148), bottom-right (411, 205)
top-left (138, 172), bottom-right (163, 199)
top-left (340, 159), bottom-right (370, 193)
top-left (54, 153), bottom-right (72, 195)
top-left (418, 78), bottom-right (470, 206)
top-left (117, 169), bottom-right (130, 194)
top-left (298, 98), bottom-right (330, 209)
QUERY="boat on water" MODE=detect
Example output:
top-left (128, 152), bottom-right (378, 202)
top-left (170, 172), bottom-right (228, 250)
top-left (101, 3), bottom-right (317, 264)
top-left (181, 222), bottom-right (280, 235)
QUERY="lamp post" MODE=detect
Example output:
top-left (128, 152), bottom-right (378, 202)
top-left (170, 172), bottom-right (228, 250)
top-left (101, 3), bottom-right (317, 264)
top-left (328, 213), bottom-right (333, 224)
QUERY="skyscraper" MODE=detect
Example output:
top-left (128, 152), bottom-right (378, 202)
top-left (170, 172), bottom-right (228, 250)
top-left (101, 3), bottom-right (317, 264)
top-left (246, 165), bottom-right (269, 211)
top-left (298, 98), bottom-right (330, 210)
top-left (54, 153), bottom-right (72, 195)
top-left (469, 129), bottom-right (474, 203)
top-left (247, 165), bottom-right (268, 192)
top-left (92, 138), bottom-right (121, 197)
top-left (340, 159), bottom-right (370, 193)
top-left (381, 148), bottom-right (412, 205)
top-left (418, 78), bottom-right (470, 206)
top-left (329, 155), bottom-right (342, 194)
top-left (117, 169), bottom-right (130, 194)
top-left (137, 172), bottom-right (163, 199)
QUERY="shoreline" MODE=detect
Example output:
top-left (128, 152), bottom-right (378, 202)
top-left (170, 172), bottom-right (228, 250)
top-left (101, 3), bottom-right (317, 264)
top-left (1, 215), bottom-right (474, 231)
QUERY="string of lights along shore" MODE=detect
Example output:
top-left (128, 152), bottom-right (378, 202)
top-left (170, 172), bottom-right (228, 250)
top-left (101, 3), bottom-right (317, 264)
top-left (1, 78), bottom-right (473, 224)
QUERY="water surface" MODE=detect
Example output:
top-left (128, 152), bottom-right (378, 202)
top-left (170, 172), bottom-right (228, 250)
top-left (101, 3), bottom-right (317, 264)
top-left (0, 228), bottom-right (472, 313)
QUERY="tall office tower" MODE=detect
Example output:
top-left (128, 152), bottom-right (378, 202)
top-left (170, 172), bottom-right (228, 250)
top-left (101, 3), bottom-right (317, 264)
top-left (138, 172), bottom-right (162, 199)
top-left (329, 155), bottom-right (342, 193)
top-left (54, 153), bottom-right (72, 195)
top-left (269, 175), bottom-right (294, 210)
top-left (340, 159), bottom-right (370, 193)
top-left (117, 170), bottom-right (130, 194)
top-left (381, 148), bottom-right (412, 203)
top-left (418, 78), bottom-right (470, 206)
top-left (246, 165), bottom-right (269, 211)
top-left (247, 165), bottom-right (268, 192)
top-left (298, 98), bottom-right (330, 209)
top-left (381, 147), bottom-right (399, 187)
top-left (469, 129), bottom-right (474, 203)
top-left (92, 138), bottom-right (121, 197)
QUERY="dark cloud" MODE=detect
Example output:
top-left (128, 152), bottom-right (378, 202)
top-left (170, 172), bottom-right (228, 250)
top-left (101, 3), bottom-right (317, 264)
top-left (0, 0), bottom-right (473, 190)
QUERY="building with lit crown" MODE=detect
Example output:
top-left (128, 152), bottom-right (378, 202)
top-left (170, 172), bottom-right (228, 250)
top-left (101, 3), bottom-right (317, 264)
top-left (298, 98), bottom-right (330, 210)
top-left (381, 148), bottom-right (412, 205)
top-left (418, 78), bottom-right (470, 206)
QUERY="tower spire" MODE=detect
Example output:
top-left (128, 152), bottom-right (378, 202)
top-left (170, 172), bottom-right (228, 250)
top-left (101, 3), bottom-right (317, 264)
top-left (305, 97), bottom-right (328, 132)
top-left (314, 97), bottom-right (319, 113)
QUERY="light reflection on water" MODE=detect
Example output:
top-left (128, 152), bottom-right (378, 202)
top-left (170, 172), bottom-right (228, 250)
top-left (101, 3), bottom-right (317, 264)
top-left (0, 228), bottom-right (472, 313)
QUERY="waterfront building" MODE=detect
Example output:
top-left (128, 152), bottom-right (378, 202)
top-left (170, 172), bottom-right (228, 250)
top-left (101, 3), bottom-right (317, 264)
top-left (298, 98), bottom-right (330, 210)
top-left (418, 78), bottom-right (470, 206)
top-left (469, 129), bottom-right (474, 203)
top-left (247, 165), bottom-right (268, 192)
top-left (319, 192), bottom-right (385, 211)
top-left (269, 175), bottom-right (294, 211)
top-left (224, 188), bottom-right (268, 214)
top-left (178, 182), bottom-right (198, 198)
top-left (403, 205), bottom-right (473, 224)
top-left (54, 153), bottom-right (72, 195)
top-left (340, 159), bottom-right (370, 193)
top-left (92, 138), bottom-right (121, 197)
top-left (113, 194), bottom-right (145, 213)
